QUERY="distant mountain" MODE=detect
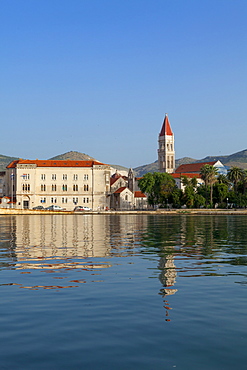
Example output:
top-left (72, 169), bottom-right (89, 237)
top-left (0, 154), bottom-right (19, 171)
top-left (133, 149), bottom-right (247, 177)
top-left (49, 152), bottom-right (129, 174)
top-left (49, 151), bottom-right (95, 161)
top-left (133, 157), bottom-right (197, 177)
top-left (198, 149), bottom-right (247, 168)
top-left (1, 149), bottom-right (247, 175)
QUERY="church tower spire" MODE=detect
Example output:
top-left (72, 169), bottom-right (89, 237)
top-left (158, 114), bottom-right (175, 173)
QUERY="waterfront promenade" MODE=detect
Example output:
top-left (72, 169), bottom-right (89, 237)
top-left (1, 208), bottom-right (247, 215)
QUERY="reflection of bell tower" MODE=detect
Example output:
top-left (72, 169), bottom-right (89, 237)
top-left (158, 114), bottom-right (175, 173)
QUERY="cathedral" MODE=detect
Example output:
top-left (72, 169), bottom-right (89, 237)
top-left (158, 114), bottom-right (175, 173)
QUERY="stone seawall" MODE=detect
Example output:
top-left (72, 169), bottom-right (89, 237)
top-left (0, 209), bottom-right (247, 215)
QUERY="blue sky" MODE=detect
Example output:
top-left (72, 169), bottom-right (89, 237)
top-left (1, 0), bottom-right (246, 168)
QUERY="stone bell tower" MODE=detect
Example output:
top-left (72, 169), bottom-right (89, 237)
top-left (158, 114), bottom-right (175, 173)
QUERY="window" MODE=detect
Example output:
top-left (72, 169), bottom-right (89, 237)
top-left (84, 184), bottom-right (89, 191)
top-left (62, 184), bottom-right (67, 191)
top-left (83, 197), bottom-right (89, 203)
top-left (52, 174), bottom-right (56, 180)
top-left (63, 174), bottom-right (67, 180)
top-left (52, 184), bottom-right (57, 191)
top-left (125, 195), bottom-right (128, 201)
top-left (41, 174), bottom-right (46, 180)
top-left (73, 174), bottom-right (78, 181)
top-left (62, 197), bottom-right (67, 204)
top-left (73, 184), bottom-right (78, 191)
top-left (22, 174), bottom-right (30, 180)
top-left (40, 197), bottom-right (46, 204)
top-left (73, 197), bottom-right (78, 204)
top-left (51, 197), bottom-right (57, 203)
top-left (22, 184), bottom-right (30, 192)
top-left (41, 184), bottom-right (46, 191)
top-left (84, 174), bottom-right (89, 181)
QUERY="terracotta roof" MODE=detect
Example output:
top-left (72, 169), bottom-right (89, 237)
top-left (134, 191), bottom-right (146, 198)
top-left (110, 176), bottom-right (128, 186)
top-left (110, 178), bottom-right (119, 186)
top-left (175, 161), bottom-right (217, 174)
top-left (114, 187), bottom-right (127, 194)
top-left (159, 114), bottom-right (173, 136)
top-left (171, 173), bottom-right (201, 179)
top-left (7, 159), bottom-right (106, 169)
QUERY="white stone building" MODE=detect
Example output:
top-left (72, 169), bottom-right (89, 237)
top-left (5, 159), bottom-right (111, 210)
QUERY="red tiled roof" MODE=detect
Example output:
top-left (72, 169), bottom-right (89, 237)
top-left (134, 191), bottom-right (146, 198)
top-left (110, 176), bottom-right (128, 186)
top-left (171, 173), bottom-right (201, 179)
top-left (175, 161), bottom-right (217, 174)
top-left (110, 178), bottom-right (119, 186)
top-left (7, 159), bottom-right (106, 169)
top-left (114, 187), bottom-right (127, 194)
top-left (159, 114), bottom-right (173, 136)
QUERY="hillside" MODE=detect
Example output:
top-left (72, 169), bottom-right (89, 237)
top-left (198, 149), bottom-right (247, 169)
top-left (49, 152), bottom-right (128, 173)
top-left (133, 157), bottom-right (197, 177)
top-left (49, 151), bottom-right (95, 161)
top-left (133, 149), bottom-right (247, 176)
top-left (1, 148), bottom-right (247, 175)
top-left (0, 154), bottom-right (19, 171)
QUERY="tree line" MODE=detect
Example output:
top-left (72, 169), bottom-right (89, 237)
top-left (138, 165), bottom-right (247, 209)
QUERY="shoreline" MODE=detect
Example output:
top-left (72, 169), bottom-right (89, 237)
top-left (0, 208), bottom-right (247, 215)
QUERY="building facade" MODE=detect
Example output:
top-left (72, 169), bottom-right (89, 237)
top-left (5, 159), bottom-right (111, 211)
top-left (158, 114), bottom-right (175, 173)
top-left (172, 160), bottom-right (228, 190)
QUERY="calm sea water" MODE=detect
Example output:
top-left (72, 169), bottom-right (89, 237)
top-left (0, 214), bottom-right (246, 369)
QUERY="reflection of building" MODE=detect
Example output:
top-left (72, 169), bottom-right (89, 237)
top-left (5, 159), bottom-right (111, 210)
top-left (14, 214), bottom-right (112, 260)
top-left (13, 214), bottom-right (149, 263)
top-left (158, 256), bottom-right (177, 296)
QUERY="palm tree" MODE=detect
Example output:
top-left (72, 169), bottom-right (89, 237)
top-left (227, 167), bottom-right (244, 192)
top-left (200, 164), bottom-right (218, 206)
top-left (217, 174), bottom-right (230, 185)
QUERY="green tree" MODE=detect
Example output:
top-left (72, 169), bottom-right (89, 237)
top-left (213, 183), bottom-right (229, 205)
top-left (183, 185), bottom-right (195, 208)
top-left (227, 167), bottom-right (244, 192)
top-left (171, 187), bottom-right (183, 208)
top-left (194, 193), bottom-right (206, 208)
top-left (200, 165), bottom-right (218, 206)
top-left (138, 172), bottom-right (176, 207)
top-left (217, 174), bottom-right (230, 185)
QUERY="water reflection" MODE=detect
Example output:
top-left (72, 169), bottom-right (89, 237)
top-left (0, 214), bottom-right (149, 290)
top-left (1, 214), bottom-right (247, 297)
